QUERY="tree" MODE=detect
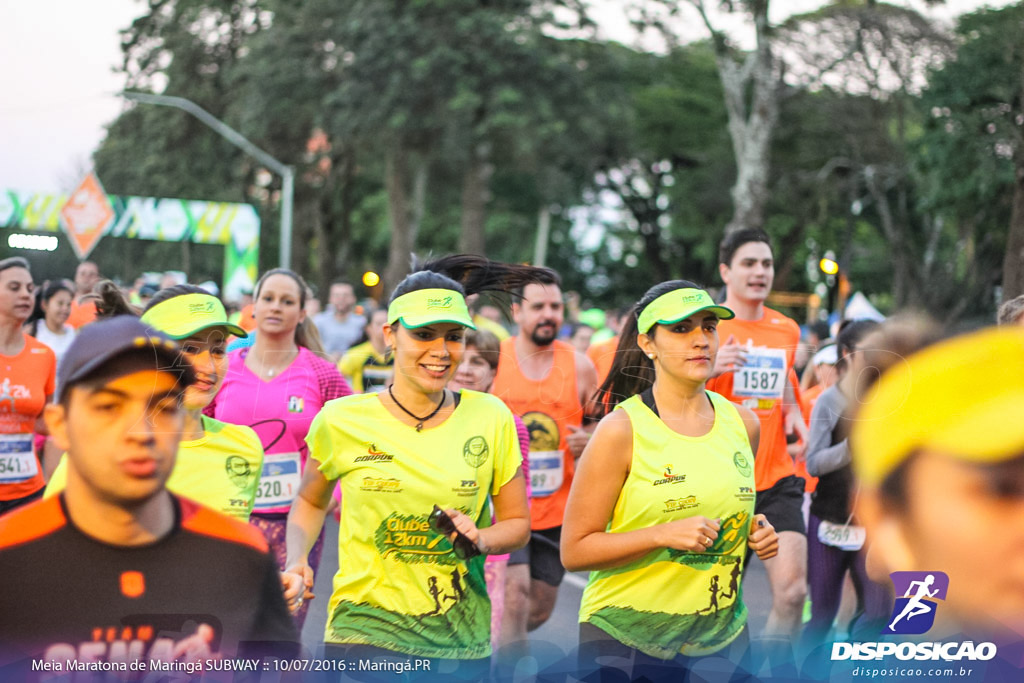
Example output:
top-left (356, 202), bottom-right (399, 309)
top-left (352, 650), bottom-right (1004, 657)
top-left (919, 3), bottom-right (1024, 303)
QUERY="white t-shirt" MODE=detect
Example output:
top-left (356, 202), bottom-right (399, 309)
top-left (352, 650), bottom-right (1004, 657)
top-left (33, 324), bottom-right (75, 364)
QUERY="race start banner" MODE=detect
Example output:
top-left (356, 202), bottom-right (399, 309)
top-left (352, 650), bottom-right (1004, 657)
top-left (0, 182), bottom-right (259, 301)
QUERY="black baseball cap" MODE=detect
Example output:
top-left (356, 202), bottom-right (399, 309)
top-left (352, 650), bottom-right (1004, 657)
top-left (56, 316), bottom-right (197, 402)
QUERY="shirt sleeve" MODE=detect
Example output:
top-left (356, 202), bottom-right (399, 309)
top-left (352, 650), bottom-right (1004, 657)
top-left (313, 355), bottom-right (353, 404)
top-left (44, 349), bottom-right (55, 396)
top-left (491, 405), bottom-right (521, 496)
top-left (806, 388), bottom-right (851, 477)
top-left (306, 408), bottom-right (343, 481)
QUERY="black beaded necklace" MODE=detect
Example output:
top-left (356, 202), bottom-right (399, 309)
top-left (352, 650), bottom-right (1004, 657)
top-left (387, 385), bottom-right (446, 432)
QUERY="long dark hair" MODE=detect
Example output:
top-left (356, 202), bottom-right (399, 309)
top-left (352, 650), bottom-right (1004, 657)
top-left (26, 280), bottom-right (73, 337)
top-left (94, 280), bottom-right (140, 320)
top-left (388, 254), bottom-right (558, 311)
top-left (253, 268), bottom-right (327, 357)
top-left (835, 319), bottom-right (880, 375)
top-left (591, 279), bottom-right (702, 418)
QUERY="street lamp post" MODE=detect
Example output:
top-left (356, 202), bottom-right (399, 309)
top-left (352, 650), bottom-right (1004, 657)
top-left (122, 91), bottom-right (295, 269)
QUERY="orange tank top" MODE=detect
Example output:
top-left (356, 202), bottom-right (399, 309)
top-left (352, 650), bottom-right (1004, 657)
top-left (492, 338), bottom-right (583, 530)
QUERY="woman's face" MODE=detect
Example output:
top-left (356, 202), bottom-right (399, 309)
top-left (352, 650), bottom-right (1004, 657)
top-left (861, 452), bottom-right (1024, 636)
top-left (179, 326), bottom-right (229, 410)
top-left (42, 289), bottom-right (72, 327)
top-left (253, 274), bottom-right (305, 338)
top-left (639, 311), bottom-right (720, 385)
top-left (450, 345), bottom-right (496, 393)
top-left (385, 322), bottom-right (465, 395)
top-left (0, 267), bottom-right (35, 323)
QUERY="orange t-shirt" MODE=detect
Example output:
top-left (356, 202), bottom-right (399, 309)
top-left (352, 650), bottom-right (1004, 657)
top-left (587, 336), bottom-right (619, 387)
top-left (66, 299), bottom-right (97, 329)
top-left (0, 334), bottom-right (56, 500)
top-left (706, 307), bottom-right (801, 492)
top-left (492, 339), bottom-right (583, 530)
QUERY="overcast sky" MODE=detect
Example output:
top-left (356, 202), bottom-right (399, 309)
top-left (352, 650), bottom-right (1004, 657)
top-left (0, 0), bottom-right (1009, 194)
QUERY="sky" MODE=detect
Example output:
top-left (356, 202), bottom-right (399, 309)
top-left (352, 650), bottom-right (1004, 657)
top-left (0, 0), bottom-right (1011, 195)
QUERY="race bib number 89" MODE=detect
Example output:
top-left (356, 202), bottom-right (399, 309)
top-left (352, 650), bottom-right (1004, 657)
top-left (734, 347), bottom-right (787, 400)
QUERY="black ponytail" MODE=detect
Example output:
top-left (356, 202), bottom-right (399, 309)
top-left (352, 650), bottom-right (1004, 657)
top-left (591, 279), bottom-right (702, 418)
top-left (388, 254), bottom-right (558, 312)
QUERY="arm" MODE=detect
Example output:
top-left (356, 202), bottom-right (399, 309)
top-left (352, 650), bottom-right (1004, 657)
top-left (736, 403), bottom-right (760, 456)
top-left (711, 334), bottom-right (748, 378)
top-left (283, 460), bottom-right (335, 597)
top-left (783, 377), bottom-right (809, 448)
top-left (805, 391), bottom-right (851, 477)
top-left (560, 411), bottom-right (721, 572)
top-left (566, 351), bottom-right (599, 458)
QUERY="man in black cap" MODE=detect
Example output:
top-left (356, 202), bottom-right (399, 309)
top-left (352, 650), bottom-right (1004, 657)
top-left (0, 316), bottom-right (297, 673)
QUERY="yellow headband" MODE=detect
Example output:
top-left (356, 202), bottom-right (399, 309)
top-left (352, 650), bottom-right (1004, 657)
top-left (851, 327), bottom-right (1024, 485)
top-left (637, 288), bottom-right (734, 335)
top-left (386, 288), bottom-right (476, 330)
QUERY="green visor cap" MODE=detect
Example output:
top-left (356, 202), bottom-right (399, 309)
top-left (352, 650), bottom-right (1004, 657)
top-left (387, 288), bottom-right (476, 330)
top-left (140, 292), bottom-right (248, 340)
top-left (637, 288), bottom-right (735, 335)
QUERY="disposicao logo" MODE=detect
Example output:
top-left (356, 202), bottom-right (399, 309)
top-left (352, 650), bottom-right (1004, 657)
top-left (831, 571), bottom-right (997, 663)
top-left (886, 571), bottom-right (948, 635)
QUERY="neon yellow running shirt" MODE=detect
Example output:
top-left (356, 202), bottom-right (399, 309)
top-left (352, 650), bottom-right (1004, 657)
top-left (45, 415), bottom-right (263, 522)
top-left (307, 390), bottom-right (521, 659)
top-left (579, 391), bottom-right (756, 659)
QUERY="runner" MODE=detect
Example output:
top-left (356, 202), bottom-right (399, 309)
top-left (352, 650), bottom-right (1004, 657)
top-left (0, 316), bottom-right (297, 674)
top-left (24, 281), bottom-right (76, 363)
top-left (338, 308), bottom-right (394, 393)
top-left (706, 229), bottom-right (808, 652)
top-left (802, 320), bottom-right (890, 647)
top-left (314, 280), bottom-right (366, 361)
top-left (209, 268), bottom-right (351, 627)
top-left (284, 255), bottom-right (537, 679)
top-left (851, 325), bottom-right (1024, 639)
top-left (66, 261), bottom-right (99, 328)
top-left (45, 285), bottom-right (265, 522)
top-left (0, 258), bottom-right (55, 517)
top-left (562, 281), bottom-right (778, 680)
top-left (448, 328), bottom-right (532, 651)
top-left (491, 272), bottom-right (598, 655)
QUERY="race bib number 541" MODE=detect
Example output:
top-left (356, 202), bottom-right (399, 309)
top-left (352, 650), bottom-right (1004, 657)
top-left (734, 347), bottom-right (787, 400)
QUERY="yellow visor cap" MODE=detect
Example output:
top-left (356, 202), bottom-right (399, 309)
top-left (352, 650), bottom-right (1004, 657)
top-left (637, 288), bottom-right (735, 335)
top-left (140, 292), bottom-right (247, 340)
top-left (851, 327), bottom-right (1024, 486)
top-left (387, 288), bottom-right (476, 330)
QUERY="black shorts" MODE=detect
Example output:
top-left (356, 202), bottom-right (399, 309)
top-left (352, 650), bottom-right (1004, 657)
top-left (755, 475), bottom-right (807, 535)
top-left (507, 526), bottom-right (565, 587)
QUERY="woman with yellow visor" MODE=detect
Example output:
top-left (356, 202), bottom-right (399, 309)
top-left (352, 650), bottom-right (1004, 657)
top-left (46, 285), bottom-right (264, 522)
top-left (284, 255), bottom-right (547, 677)
top-left (561, 280), bottom-right (779, 681)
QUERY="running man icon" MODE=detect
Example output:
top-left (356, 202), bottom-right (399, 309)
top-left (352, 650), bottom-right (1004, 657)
top-left (885, 571), bottom-right (949, 635)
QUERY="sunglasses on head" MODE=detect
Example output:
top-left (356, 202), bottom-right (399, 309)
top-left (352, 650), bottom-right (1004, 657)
top-left (428, 505), bottom-right (482, 560)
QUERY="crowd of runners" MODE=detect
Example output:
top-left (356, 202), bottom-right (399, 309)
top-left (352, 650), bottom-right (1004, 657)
top-left (0, 226), bottom-right (1022, 681)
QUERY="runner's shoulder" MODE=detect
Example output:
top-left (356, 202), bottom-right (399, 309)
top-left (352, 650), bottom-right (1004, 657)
top-left (22, 333), bottom-right (56, 360)
top-left (762, 307), bottom-right (801, 336)
top-left (178, 496), bottom-right (269, 554)
top-left (0, 496), bottom-right (66, 552)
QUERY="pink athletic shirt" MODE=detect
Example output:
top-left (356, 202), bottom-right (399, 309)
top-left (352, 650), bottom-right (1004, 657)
top-left (209, 347), bottom-right (351, 514)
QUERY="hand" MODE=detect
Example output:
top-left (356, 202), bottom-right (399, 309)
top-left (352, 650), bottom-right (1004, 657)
top-left (172, 624), bottom-right (215, 662)
top-left (784, 408), bottom-right (809, 460)
top-left (566, 424), bottom-right (592, 460)
top-left (747, 514), bottom-right (778, 560)
top-left (443, 508), bottom-right (486, 553)
top-left (282, 563), bottom-right (315, 613)
top-left (713, 335), bottom-right (748, 377)
top-left (656, 516), bottom-right (721, 552)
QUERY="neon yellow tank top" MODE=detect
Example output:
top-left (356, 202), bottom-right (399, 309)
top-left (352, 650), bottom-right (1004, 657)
top-left (579, 390), bottom-right (756, 659)
top-left (306, 389), bottom-right (521, 659)
top-left (45, 416), bottom-right (264, 521)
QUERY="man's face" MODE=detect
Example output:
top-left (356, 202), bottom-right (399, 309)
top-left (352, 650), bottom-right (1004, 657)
top-left (74, 262), bottom-right (99, 293)
top-left (47, 368), bottom-right (184, 507)
top-left (330, 284), bottom-right (355, 313)
top-left (514, 283), bottom-right (563, 347)
top-left (863, 452), bottom-right (1024, 636)
top-left (720, 241), bottom-right (774, 303)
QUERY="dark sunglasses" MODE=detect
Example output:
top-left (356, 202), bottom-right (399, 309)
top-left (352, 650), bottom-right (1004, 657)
top-left (428, 505), bottom-right (481, 560)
